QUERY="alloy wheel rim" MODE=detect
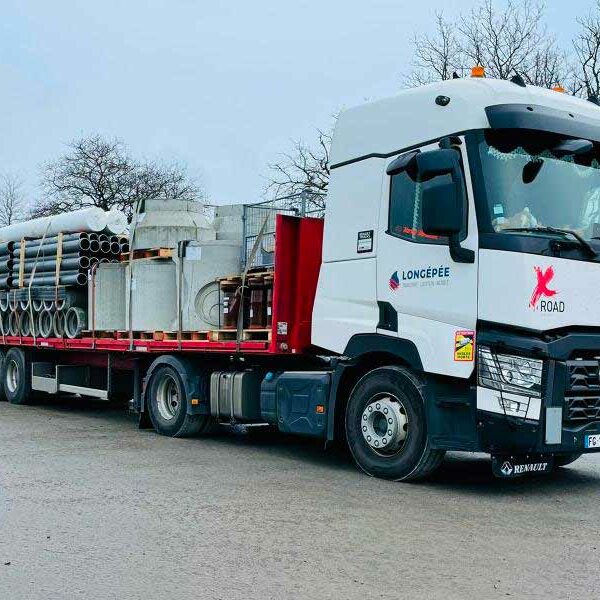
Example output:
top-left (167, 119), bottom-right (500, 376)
top-left (156, 375), bottom-right (180, 421)
top-left (360, 393), bottom-right (408, 456)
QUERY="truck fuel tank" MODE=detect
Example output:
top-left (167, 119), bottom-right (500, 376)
top-left (210, 371), bottom-right (264, 422)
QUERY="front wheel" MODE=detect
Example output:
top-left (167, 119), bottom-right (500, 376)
top-left (345, 366), bottom-right (444, 481)
top-left (147, 365), bottom-right (212, 438)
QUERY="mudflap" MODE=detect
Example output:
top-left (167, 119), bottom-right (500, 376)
top-left (491, 454), bottom-right (554, 479)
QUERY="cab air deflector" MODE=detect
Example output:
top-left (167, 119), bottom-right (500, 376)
top-left (485, 103), bottom-right (600, 142)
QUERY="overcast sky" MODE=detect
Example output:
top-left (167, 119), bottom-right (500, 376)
top-left (0, 0), bottom-right (595, 207)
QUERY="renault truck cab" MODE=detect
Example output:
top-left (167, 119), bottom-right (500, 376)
top-left (312, 73), bottom-right (600, 479)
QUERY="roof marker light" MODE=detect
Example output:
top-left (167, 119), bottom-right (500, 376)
top-left (552, 85), bottom-right (566, 93)
top-left (471, 65), bottom-right (485, 78)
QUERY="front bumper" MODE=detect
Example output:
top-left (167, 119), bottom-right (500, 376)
top-left (476, 326), bottom-right (600, 455)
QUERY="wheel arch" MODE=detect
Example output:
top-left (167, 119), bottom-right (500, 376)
top-left (142, 354), bottom-right (209, 417)
top-left (327, 334), bottom-right (424, 442)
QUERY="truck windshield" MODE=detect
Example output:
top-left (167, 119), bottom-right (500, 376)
top-left (470, 129), bottom-right (600, 243)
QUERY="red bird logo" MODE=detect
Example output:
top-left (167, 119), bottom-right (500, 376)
top-left (529, 266), bottom-right (557, 309)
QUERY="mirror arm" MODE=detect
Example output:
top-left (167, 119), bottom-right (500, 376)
top-left (449, 234), bottom-right (475, 263)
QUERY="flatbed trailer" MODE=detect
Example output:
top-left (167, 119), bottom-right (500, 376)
top-left (0, 215), bottom-right (334, 436)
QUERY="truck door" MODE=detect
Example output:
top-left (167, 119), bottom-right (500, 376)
top-left (376, 140), bottom-right (479, 378)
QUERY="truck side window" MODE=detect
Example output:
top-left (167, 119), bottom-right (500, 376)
top-left (388, 170), bottom-right (454, 244)
top-left (388, 167), bottom-right (467, 244)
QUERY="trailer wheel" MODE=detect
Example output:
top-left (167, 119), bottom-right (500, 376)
top-left (2, 348), bottom-right (32, 405)
top-left (345, 366), bottom-right (444, 481)
top-left (147, 365), bottom-right (208, 437)
top-left (554, 453), bottom-right (582, 468)
top-left (0, 350), bottom-right (6, 401)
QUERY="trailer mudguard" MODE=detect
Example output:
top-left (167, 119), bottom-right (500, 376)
top-left (142, 355), bottom-right (210, 416)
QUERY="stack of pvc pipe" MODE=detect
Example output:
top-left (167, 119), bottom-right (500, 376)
top-left (0, 206), bottom-right (129, 339)
top-left (0, 232), bottom-right (128, 289)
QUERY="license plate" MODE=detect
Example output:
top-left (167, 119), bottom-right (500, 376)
top-left (585, 434), bottom-right (600, 449)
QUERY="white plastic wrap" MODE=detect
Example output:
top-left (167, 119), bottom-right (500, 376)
top-left (0, 207), bottom-right (108, 242)
top-left (104, 210), bottom-right (128, 235)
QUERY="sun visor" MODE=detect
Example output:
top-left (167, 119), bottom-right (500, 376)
top-left (485, 103), bottom-right (600, 142)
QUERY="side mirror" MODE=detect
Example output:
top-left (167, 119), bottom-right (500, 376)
top-left (418, 149), bottom-right (474, 264)
top-left (415, 148), bottom-right (459, 181)
top-left (421, 178), bottom-right (462, 236)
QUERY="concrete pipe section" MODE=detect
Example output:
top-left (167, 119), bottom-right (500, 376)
top-left (8, 311), bottom-right (19, 337)
top-left (52, 311), bottom-right (65, 338)
top-left (38, 310), bottom-right (54, 338)
top-left (65, 307), bottom-right (87, 339)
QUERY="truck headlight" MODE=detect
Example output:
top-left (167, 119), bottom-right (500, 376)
top-left (477, 346), bottom-right (542, 398)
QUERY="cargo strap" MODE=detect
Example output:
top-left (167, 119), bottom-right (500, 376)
top-left (18, 238), bottom-right (25, 288)
top-left (236, 213), bottom-right (269, 352)
top-left (27, 223), bottom-right (52, 344)
top-left (54, 232), bottom-right (63, 303)
top-left (128, 201), bottom-right (142, 351)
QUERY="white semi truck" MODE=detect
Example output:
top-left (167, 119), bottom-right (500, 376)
top-left (2, 72), bottom-right (600, 480)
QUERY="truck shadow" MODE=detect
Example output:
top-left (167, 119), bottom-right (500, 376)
top-left (203, 427), bottom-right (600, 495)
top-left (427, 452), bottom-right (600, 496)
top-left (31, 397), bottom-right (600, 495)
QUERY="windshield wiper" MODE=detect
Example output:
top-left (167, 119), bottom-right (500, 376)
top-left (502, 226), bottom-right (598, 258)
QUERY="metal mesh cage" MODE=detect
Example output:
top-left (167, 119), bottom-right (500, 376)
top-left (242, 191), bottom-right (325, 268)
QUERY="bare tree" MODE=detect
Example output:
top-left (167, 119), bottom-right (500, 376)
top-left (405, 0), bottom-right (572, 90)
top-left (264, 128), bottom-right (331, 207)
top-left (0, 173), bottom-right (26, 227)
top-left (406, 13), bottom-right (464, 86)
top-left (574, 2), bottom-right (600, 99)
top-left (35, 135), bottom-right (202, 220)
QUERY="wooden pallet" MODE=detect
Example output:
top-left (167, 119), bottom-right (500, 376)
top-left (209, 329), bottom-right (238, 341)
top-left (120, 247), bottom-right (173, 261)
top-left (217, 268), bottom-right (275, 284)
top-left (242, 328), bottom-right (271, 341)
top-left (154, 331), bottom-right (210, 341)
top-left (209, 328), bottom-right (272, 342)
top-left (110, 330), bottom-right (210, 341)
top-left (82, 330), bottom-right (117, 339)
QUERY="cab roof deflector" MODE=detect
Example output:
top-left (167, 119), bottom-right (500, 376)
top-left (485, 103), bottom-right (600, 142)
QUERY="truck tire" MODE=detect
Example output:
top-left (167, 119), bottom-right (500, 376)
top-left (345, 366), bottom-right (445, 481)
top-left (3, 347), bottom-right (32, 405)
top-left (147, 364), bottom-right (209, 438)
top-left (554, 453), bottom-right (582, 468)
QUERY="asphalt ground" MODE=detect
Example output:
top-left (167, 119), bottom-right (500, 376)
top-left (0, 398), bottom-right (598, 600)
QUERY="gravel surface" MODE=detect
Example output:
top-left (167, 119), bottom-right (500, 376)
top-left (0, 398), bottom-right (599, 600)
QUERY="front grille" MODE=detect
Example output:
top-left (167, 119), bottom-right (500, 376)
top-left (566, 361), bottom-right (600, 392)
top-left (565, 360), bottom-right (600, 422)
top-left (565, 396), bottom-right (600, 422)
